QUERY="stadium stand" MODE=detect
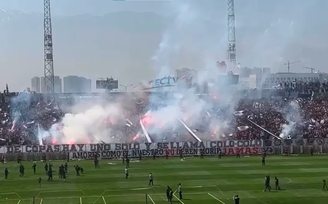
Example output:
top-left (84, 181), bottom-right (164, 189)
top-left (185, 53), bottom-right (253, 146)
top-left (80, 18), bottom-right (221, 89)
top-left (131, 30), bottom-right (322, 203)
top-left (0, 81), bottom-right (328, 146)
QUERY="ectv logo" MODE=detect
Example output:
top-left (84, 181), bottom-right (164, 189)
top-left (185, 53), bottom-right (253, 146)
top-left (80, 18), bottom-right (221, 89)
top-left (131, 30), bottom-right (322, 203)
top-left (148, 76), bottom-right (178, 88)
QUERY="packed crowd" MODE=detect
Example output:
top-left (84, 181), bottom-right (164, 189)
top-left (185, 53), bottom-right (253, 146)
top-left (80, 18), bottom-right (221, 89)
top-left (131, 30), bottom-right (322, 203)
top-left (0, 85), bottom-right (327, 145)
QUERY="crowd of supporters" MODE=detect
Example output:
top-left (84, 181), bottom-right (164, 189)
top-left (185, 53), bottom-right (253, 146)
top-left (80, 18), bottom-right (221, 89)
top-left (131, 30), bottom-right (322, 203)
top-left (0, 83), bottom-right (328, 145)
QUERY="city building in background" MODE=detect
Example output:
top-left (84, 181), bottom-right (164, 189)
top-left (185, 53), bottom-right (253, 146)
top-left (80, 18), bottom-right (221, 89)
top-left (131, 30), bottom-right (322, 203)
top-left (262, 72), bottom-right (328, 89)
top-left (238, 67), bottom-right (271, 89)
top-left (95, 77), bottom-right (118, 91)
top-left (31, 77), bottom-right (41, 93)
top-left (63, 75), bottom-right (92, 93)
top-left (54, 76), bottom-right (62, 94)
top-left (40, 76), bottom-right (62, 93)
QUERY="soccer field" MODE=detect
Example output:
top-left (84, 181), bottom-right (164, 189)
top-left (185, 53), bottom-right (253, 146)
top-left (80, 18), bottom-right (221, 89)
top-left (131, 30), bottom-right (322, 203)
top-left (0, 155), bottom-right (327, 204)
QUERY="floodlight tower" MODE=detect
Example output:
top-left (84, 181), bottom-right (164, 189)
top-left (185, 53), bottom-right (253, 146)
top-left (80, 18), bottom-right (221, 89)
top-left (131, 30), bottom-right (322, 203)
top-left (44, 0), bottom-right (55, 98)
top-left (227, 0), bottom-right (237, 71)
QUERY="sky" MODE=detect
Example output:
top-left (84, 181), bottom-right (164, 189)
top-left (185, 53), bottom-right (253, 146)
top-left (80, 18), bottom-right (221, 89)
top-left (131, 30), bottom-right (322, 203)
top-left (0, 0), bottom-right (327, 92)
top-left (0, 0), bottom-right (170, 16)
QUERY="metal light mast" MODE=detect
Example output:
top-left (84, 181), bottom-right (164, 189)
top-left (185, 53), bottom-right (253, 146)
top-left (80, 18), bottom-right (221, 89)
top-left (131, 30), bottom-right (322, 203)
top-left (227, 0), bottom-right (236, 71)
top-left (44, 0), bottom-right (55, 97)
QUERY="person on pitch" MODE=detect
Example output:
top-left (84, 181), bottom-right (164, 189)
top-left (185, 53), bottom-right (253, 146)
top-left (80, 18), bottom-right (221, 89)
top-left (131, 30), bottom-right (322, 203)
top-left (149, 173), bottom-right (154, 185)
top-left (125, 167), bottom-right (129, 179)
top-left (177, 183), bottom-right (183, 199)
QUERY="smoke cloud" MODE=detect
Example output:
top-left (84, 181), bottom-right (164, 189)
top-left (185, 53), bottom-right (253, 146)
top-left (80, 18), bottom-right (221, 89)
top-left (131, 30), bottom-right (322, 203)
top-left (279, 100), bottom-right (302, 139)
top-left (142, 1), bottom-right (240, 142)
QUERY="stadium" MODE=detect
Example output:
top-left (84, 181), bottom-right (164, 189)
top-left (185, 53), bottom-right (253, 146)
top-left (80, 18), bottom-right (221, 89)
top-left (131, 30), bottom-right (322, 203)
top-left (2, 71), bottom-right (328, 204)
top-left (1, 1), bottom-right (328, 204)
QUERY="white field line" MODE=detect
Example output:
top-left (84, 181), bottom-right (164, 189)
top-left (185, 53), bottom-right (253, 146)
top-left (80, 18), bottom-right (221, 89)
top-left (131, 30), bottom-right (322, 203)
top-left (0, 192), bottom-right (211, 201)
top-left (92, 190), bottom-right (107, 204)
top-left (35, 192), bottom-right (41, 198)
top-left (147, 194), bottom-right (156, 204)
top-left (208, 193), bottom-right (226, 204)
top-left (80, 197), bottom-right (82, 204)
top-left (216, 186), bottom-right (229, 200)
top-left (15, 192), bottom-right (24, 201)
top-left (0, 192), bottom-right (16, 195)
top-left (173, 192), bottom-right (184, 204)
top-left (152, 187), bottom-right (166, 201)
top-left (16, 200), bottom-right (21, 204)
top-left (102, 196), bottom-right (107, 204)
top-left (80, 190), bottom-right (87, 196)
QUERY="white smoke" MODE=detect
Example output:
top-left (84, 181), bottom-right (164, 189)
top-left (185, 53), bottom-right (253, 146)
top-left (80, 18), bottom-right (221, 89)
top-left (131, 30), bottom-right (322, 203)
top-left (152, 0), bottom-right (225, 77)
top-left (37, 96), bottom-right (135, 144)
top-left (279, 100), bottom-right (302, 139)
top-left (144, 1), bottom-right (239, 142)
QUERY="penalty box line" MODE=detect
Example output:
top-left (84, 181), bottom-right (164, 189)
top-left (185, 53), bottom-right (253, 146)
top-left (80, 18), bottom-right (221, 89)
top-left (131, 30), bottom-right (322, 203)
top-left (208, 193), bottom-right (226, 204)
top-left (92, 189), bottom-right (109, 204)
top-left (147, 194), bottom-right (156, 204)
top-left (35, 190), bottom-right (86, 200)
top-left (0, 192), bottom-right (22, 199)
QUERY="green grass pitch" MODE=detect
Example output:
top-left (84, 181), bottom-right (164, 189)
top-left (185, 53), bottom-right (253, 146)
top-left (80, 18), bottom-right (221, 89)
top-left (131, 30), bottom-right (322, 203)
top-left (0, 155), bottom-right (327, 204)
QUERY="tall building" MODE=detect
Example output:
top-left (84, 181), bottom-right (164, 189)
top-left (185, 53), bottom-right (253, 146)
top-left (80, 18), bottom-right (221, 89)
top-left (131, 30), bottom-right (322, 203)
top-left (31, 77), bottom-right (41, 93)
top-left (40, 77), bottom-right (46, 93)
top-left (63, 75), bottom-right (92, 93)
top-left (54, 76), bottom-right (62, 93)
top-left (41, 76), bottom-right (62, 93)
